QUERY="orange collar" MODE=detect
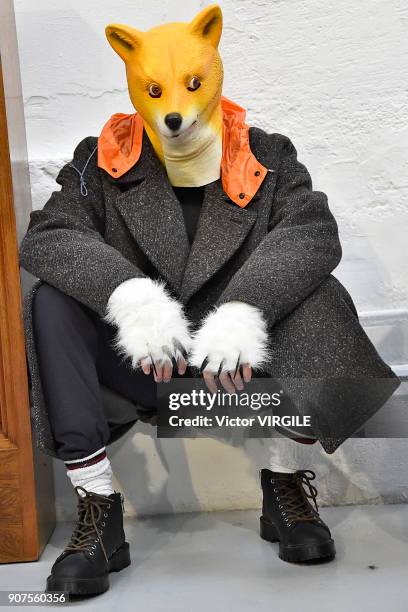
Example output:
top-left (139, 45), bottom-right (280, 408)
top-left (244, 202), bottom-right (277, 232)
top-left (97, 95), bottom-right (267, 208)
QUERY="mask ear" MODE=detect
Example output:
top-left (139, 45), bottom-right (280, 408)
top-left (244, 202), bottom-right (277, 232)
top-left (188, 4), bottom-right (223, 49)
top-left (105, 23), bottom-right (143, 62)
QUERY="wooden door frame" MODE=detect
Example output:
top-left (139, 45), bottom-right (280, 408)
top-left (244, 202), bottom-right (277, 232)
top-left (0, 11), bottom-right (55, 561)
top-left (0, 53), bottom-right (41, 560)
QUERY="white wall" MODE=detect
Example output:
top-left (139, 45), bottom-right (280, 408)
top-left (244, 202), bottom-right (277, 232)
top-left (13, 0), bottom-right (408, 518)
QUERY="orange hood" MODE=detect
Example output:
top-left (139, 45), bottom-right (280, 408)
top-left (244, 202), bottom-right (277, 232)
top-left (97, 95), bottom-right (267, 208)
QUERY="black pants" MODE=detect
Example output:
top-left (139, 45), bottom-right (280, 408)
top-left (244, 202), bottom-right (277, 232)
top-left (32, 283), bottom-right (158, 461)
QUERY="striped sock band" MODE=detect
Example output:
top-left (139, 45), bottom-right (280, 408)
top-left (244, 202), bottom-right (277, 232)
top-left (65, 447), bottom-right (107, 471)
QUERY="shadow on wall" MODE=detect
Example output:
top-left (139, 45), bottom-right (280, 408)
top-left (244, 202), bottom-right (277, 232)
top-left (53, 420), bottom-right (408, 525)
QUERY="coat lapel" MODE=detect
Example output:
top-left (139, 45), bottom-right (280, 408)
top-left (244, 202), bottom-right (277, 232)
top-left (107, 127), bottom-right (259, 302)
top-left (180, 178), bottom-right (257, 303)
top-left (111, 130), bottom-right (190, 293)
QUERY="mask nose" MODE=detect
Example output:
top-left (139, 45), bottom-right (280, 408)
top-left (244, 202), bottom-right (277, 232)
top-left (164, 112), bottom-right (183, 131)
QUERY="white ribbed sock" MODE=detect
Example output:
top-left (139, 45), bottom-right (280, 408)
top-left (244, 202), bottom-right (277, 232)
top-left (267, 436), bottom-right (319, 474)
top-left (65, 448), bottom-right (114, 497)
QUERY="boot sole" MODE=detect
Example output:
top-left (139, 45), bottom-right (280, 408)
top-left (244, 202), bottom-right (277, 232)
top-left (46, 541), bottom-right (131, 596)
top-left (260, 516), bottom-right (336, 564)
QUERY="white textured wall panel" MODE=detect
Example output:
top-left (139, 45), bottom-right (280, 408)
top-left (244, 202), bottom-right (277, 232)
top-left (13, 0), bottom-right (408, 517)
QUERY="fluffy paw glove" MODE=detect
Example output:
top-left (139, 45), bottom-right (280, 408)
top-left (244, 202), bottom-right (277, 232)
top-left (105, 278), bottom-right (191, 368)
top-left (189, 301), bottom-right (270, 373)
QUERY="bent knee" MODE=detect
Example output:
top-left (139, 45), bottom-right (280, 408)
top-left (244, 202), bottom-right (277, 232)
top-left (319, 275), bottom-right (358, 317)
top-left (33, 283), bottom-right (68, 318)
top-left (32, 283), bottom-right (91, 334)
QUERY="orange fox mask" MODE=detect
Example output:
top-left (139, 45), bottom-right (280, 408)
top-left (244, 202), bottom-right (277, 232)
top-left (105, 5), bottom-right (224, 188)
top-left (102, 4), bottom-right (268, 205)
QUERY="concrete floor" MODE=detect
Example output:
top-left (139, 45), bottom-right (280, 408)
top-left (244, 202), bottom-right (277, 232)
top-left (1, 504), bottom-right (407, 611)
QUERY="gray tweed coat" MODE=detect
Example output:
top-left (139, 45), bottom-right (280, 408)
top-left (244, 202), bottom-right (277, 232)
top-left (19, 126), bottom-right (400, 457)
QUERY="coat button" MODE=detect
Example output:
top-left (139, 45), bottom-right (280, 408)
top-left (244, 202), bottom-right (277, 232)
top-left (254, 170), bottom-right (260, 176)
top-left (239, 192), bottom-right (245, 199)
top-left (112, 167), bottom-right (118, 173)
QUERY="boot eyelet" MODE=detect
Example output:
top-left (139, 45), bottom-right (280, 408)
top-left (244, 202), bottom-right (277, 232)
top-left (89, 551), bottom-right (94, 556)
top-left (103, 513), bottom-right (108, 518)
top-left (107, 504), bottom-right (111, 509)
top-left (91, 544), bottom-right (96, 550)
top-left (273, 488), bottom-right (278, 493)
top-left (101, 522), bottom-right (106, 527)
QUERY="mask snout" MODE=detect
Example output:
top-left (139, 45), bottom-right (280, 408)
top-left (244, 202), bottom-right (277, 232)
top-left (164, 112), bottom-right (183, 131)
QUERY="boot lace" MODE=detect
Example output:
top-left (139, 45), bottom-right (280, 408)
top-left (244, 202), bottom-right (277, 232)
top-left (274, 470), bottom-right (321, 527)
top-left (64, 486), bottom-right (112, 562)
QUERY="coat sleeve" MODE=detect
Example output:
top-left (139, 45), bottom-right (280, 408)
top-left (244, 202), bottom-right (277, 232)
top-left (19, 136), bottom-right (144, 316)
top-left (216, 135), bottom-right (342, 326)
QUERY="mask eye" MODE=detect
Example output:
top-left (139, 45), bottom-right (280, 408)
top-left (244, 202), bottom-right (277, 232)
top-left (148, 83), bottom-right (162, 98)
top-left (187, 76), bottom-right (201, 91)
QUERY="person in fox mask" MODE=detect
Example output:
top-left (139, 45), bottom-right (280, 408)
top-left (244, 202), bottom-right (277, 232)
top-left (20, 3), bottom-right (399, 596)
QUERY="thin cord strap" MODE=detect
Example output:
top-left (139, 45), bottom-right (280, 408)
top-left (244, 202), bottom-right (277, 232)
top-left (68, 144), bottom-right (98, 197)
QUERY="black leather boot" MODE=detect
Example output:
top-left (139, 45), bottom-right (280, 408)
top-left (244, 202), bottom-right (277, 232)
top-left (260, 469), bottom-right (335, 563)
top-left (46, 486), bottom-right (131, 596)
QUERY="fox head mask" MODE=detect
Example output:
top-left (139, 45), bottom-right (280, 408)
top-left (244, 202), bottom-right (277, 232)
top-left (105, 4), bottom-right (224, 187)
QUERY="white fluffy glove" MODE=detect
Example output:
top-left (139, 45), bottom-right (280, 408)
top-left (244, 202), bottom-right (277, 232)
top-left (105, 277), bottom-right (191, 369)
top-left (189, 301), bottom-right (270, 376)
